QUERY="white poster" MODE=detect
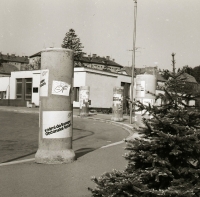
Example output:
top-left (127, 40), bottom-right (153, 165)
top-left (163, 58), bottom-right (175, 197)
top-left (52, 80), bottom-right (71, 96)
top-left (43, 111), bottom-right (72, 138)
top-left (136, 80), bottom-right (145, 97)
top-left (113, 93), bottom-right (123, 106)
top-left (40, 69), bottom-right (49, 97)
top-left (79, 89), bottom-right (89, 109)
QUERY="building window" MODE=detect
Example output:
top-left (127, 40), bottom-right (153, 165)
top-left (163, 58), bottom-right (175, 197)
top-left (25, 78), bottom-right (32, 100)
top-left (73, 87), bottom-right (79, 102)
top-left (0, 91), bottom-right (6, 99)
top-left (16, 78), bottom-right (22, 99)
top-left (16, 78), bottom-right (32, 100)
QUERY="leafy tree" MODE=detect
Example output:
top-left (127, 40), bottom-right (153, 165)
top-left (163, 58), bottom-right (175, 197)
top-left (61, 29), bottom-right (84, 61)
top-left (161, 69), bottom-right (170, 80)
top-left (182, 66), bottom-right (193, 76)
top-left (88, 57), bottom-right (200, 196)
top-left (191, 66), bottom-right (200, 83)
top-left (21, 58), bottom-right (41, 71)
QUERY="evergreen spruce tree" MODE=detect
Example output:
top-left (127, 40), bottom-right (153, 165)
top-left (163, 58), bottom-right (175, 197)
top-left (89, 55), bottom-right (200, 197)
top-left (61, 29), bottom-right (84, 62)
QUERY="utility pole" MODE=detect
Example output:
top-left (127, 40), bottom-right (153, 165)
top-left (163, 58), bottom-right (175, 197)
top-left (130, 0), bottom-right (137, 124)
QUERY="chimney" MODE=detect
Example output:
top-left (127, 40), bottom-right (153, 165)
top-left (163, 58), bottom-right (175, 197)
top-left (106, 56), bottom-right (110, 60)
top-left (112, 59), bottom-right (115, 62)
top-left (92, 54), bottom-right (97, 58)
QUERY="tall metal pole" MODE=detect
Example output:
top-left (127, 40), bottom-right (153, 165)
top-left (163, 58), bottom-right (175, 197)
top-left (130, 0), bottom-right (137, 124)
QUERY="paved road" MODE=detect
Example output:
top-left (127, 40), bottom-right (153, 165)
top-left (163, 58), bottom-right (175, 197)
top-left (0, 111), bottom-right (128, 163)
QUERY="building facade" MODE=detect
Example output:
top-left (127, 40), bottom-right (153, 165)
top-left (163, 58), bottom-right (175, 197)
top-left (0, 52), bottom-right (29, 70)
top-left (0, 67), bottom-right (131, 109)
top-left (28, 51), bottom-right (123, 73)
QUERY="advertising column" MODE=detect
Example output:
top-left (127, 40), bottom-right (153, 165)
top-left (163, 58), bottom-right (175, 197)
top-left (111, 87), bottom-right (124, 122)
top-left (35, 48), bottom-right (75, 164)
top-left (135, 74), bottom-right (156, 127)
top-left (79, 86), bottom-right (90, 117)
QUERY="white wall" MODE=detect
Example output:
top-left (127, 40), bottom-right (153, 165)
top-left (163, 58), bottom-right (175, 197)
top-left (10, 70), bottom-right (40, 101)
top-left (32, 73), bottom-right (41, 106)
top-left (0, 77), bottom-right (10, 99)
top-left (116, 74), bottom-right (131, 86)
top-left (86, 72), bottom-right (117, 108)
top-left (73, 68), bottom-right (132, 108)
top-left (74, 69), bottom-right (86, 87)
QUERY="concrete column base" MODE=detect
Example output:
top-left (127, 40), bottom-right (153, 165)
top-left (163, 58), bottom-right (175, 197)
top-left (111, 117), bottom-right (123, 122)
top-left (35, 149), bottom-right (75, 164)
top-left (80, 113), bottom-right (89, 117)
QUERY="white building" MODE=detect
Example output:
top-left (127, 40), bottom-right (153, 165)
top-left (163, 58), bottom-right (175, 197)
top-left (73, 67), bottom-right (131, 108)
top-left (0, 67), bottom-right (132, 109)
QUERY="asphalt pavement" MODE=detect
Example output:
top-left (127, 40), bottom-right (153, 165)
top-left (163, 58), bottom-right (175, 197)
top-left (0, 106), bottom-right (139, 197)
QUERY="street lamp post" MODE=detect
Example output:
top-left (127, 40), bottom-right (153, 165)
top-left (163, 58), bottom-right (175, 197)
top-left (130, 0), bottom-right (137, 124)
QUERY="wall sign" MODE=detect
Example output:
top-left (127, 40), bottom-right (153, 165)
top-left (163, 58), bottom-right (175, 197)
top-left (43, 111), bottom-right (72, 138)
top-left (40, 69), bottom-right (49, 97)
top-left (52, 80), bottom-right (71, 96)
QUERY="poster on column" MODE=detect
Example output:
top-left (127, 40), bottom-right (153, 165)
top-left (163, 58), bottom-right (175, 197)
top-left (40, 69), bottom-right (49, 97)
top-left (52, 80), bottom-right (71, 96)
top-left (113, 93), bottom-right (123, 106)
top-left (136, 80), bottom-right (145, 97)
top-left (43, 111), bottom-right (72, 138)
top-left (79, 89), bottom-right (89, 109)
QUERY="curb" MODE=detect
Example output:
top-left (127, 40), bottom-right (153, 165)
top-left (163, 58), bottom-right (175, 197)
top-left (0, 114), bottom-right (138, 166)
top-left (0, 108), bottom-right (39, 114)
top-left (74, 115), bottom-right (136, 141)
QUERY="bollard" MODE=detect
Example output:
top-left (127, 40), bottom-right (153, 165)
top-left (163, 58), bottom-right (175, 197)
top-left (135, 74), bottom-right (156, 127)
top-left (35, 48), bottom-right (75, 164)
top-left (111, 87), bottom-right (124, 122)
top-left (79, 86), bottom-right (90, 117)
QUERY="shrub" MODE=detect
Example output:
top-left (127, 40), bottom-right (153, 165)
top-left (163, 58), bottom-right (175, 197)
top-left (88, 68), bottom-right (200, 197)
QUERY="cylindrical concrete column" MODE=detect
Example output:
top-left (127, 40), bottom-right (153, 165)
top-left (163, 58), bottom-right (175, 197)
top-left (111, 87), bottom-right (124, 122)
top-left (35, 48), bottom-right (75, 164)
top-left (79, 86), bottom-right (90, 117)
top-left (135, 74), bottom-right (156, 127)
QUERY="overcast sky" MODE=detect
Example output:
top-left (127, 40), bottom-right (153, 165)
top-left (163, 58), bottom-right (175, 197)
top-left (0, 0), bottom-right (200, 71)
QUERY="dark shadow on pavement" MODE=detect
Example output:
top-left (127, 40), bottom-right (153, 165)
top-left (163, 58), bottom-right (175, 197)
top-left (1, 147), bottom-right (96, 163)
top-left (1, 151), bottom-right (36, 163)
top-left (73, 128), bottom-right (94, 141)
top-left (75, 148), bottom-right (95, 159)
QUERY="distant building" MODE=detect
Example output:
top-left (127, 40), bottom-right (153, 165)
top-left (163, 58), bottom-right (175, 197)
top-left (28, 51), bottom-right (123, 73)
top-left (0, 52), bottom-right (29, 71)
top-left (0, 63), bottom-right (19, 76)
top-left (76, 53), bottom-right (123, 72)
top-left (28, 52), bottom-right (41, 70)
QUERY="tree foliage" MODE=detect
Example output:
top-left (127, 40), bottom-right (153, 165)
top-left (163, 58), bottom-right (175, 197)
top-left (21, 58), bottom-right (41, 71)
top-left (61, 29), bottom-right (84, 60)
top-left (89, 67), bottom-right (200, 197)
top-left (191, 66), bottom-right (200, 83)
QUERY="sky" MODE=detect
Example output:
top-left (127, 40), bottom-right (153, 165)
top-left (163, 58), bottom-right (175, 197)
top-left (0, 0), bottom-right (200, 71)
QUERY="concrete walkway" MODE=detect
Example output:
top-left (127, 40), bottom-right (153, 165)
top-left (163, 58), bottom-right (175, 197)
top-left (0, 106), bottom-right (139, 197)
